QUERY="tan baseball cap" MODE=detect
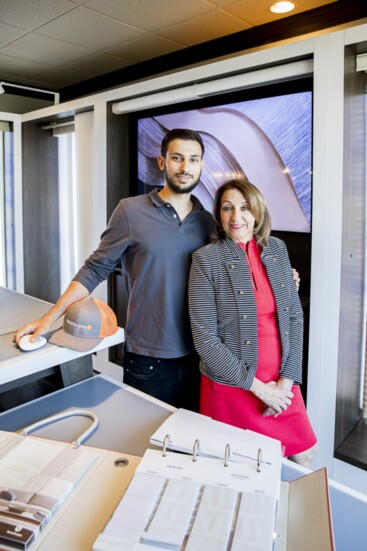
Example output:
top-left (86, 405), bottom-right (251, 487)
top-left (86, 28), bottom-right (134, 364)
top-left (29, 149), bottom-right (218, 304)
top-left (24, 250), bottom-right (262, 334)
top-left (49, 297), bottom-right (118, 352)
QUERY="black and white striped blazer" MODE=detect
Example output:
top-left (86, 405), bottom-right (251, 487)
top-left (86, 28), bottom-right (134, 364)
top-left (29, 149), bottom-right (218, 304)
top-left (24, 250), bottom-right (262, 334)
top-left (188, 236), bottom-right (304, 390)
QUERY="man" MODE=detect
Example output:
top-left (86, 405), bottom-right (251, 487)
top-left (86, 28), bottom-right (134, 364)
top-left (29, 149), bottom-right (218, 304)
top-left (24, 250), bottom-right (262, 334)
top-left (14, 129), bottom-right (215, 410)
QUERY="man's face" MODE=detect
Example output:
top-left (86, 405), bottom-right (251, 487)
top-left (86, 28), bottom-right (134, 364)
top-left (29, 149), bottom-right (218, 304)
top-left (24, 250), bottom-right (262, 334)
top-left (157, 139), bottom-right (204, 194)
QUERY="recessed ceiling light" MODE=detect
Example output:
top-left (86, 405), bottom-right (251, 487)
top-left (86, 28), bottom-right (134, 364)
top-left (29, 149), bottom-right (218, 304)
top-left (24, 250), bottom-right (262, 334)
top-left (270, 2), bottom-right (295, 13)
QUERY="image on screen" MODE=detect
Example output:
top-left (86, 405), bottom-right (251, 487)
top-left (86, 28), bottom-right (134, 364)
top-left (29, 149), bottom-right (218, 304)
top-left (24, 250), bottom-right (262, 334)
top-left (137, 88), bottom-right (312, 233)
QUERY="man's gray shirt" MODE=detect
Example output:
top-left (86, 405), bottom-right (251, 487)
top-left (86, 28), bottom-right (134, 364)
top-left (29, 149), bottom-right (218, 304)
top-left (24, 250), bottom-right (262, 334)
top-left (73, 189), bottom-right (216, 358)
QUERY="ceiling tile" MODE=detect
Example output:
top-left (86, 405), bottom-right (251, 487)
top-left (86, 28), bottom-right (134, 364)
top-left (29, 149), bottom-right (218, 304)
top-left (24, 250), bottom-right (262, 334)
top-left (0, 0), bottom-right (78, 30)
top-left (0, 52), bottom-right (52, 80)
top-left (36, 6), bottom-right (146, 50)
top-left (66, 53), bottom-right (134, 75)
top-left (85, 0), bottom-right (216, 32)
top-left (0, 33), bottom-right (93, 65)
top-left (106, 34), bottom-right (186, 63)
top-left (208, 0), bottom-right (246, 5)
top-left (224, 0), bottom-right (337, 26)
top-left (27, 67), bottom-right (93, 88)
top-left (21, 79), bottom-right (64, 91)
top-left (0, 22), bottom-right (26, 46)
top-left (0, 0), bottom-right (355, 99)
top-left (0, 94), bottom-right (56, 114)
top-left (157, 11), bottom-right (250, 46)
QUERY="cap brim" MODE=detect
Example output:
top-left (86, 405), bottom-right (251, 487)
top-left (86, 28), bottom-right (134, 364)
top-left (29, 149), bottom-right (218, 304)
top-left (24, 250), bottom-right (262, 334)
top-left (49, 328), bottom-right (102, 352)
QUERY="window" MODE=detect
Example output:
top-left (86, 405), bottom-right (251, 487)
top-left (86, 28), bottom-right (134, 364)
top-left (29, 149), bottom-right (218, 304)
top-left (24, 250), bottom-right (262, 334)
top-left (0, 123), bottom-right (15, 289)
top-left (334, 55), bottom-right (367, 470)
top-left (56, 128), bottom-right (77, 292)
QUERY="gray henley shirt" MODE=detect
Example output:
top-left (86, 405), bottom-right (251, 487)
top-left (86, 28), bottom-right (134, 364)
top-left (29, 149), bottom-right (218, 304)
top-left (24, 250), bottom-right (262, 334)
top-left (73, 189), bottom-right (216, 358)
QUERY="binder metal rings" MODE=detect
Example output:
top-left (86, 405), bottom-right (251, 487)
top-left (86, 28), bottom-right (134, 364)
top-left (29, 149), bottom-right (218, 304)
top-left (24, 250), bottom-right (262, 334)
top-left (224, 443), bottom-right (231, 467)
top-left (162, 434), bottom-right (171, 457)
top-left (192, 438), bottom-right (200, 462)
top-left (257, 448), bottom-right (262, 472)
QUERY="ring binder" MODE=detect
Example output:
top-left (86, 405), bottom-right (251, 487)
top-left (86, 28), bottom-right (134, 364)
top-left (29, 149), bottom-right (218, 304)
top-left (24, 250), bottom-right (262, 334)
top-left (162, 434), bottom-right (171, 457)
top-left (96, 409), bottom-right (287, 551)
top-left (192, 438), bottom-right (200, 462)
top-left (96, 446), bottom-right (282, 551)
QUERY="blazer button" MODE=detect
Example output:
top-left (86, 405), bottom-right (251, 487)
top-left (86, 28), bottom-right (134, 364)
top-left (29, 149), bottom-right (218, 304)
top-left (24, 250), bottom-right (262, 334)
top-left (281, 283), bottom-right (285, 288)
top-left (284, 331), bottom-right (288, 336)
top-left (229, 264), bottom-right (235, 269)
top-left (284, 306), bottom-right (289, 312)
top-left (244, 340), bottom-right (251, 345)
top-left (238, 290), bottom-right (245, 295)
top-left (240, 315), bottom-right (247, 320)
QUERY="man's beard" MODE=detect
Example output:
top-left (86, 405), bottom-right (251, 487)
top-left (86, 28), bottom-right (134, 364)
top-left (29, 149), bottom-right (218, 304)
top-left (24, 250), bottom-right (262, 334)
top-left (165, 169), bottom-right (201, 195)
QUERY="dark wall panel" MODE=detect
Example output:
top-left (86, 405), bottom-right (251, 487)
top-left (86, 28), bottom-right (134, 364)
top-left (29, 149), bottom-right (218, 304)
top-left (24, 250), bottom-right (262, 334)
top-left (273, 231), bottom-right (311, 404)
top-left (106, 105), bottom-right (133, 217)
top-left (22, 123), bottom-right (60, 303)
top-left (106, 107), bottom-right (134, 363)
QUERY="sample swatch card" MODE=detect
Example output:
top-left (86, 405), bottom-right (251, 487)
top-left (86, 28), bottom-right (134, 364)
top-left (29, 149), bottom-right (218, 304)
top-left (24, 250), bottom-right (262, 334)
top-left (94, 449), bottom-right (278, 551)
top-left (0, 431), bottom-right (98, 549)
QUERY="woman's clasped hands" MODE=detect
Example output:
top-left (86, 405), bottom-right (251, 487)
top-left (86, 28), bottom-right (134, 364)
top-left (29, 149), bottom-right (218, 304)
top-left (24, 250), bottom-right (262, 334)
top-left (250, 377), bottom-right (294, 417)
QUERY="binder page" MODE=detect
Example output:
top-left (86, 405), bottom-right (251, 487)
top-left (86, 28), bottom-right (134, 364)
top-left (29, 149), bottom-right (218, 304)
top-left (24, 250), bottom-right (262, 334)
top-left (150, 408), bottom-right (282, 495)
top-left (138, 449), bottom-right (279, 497)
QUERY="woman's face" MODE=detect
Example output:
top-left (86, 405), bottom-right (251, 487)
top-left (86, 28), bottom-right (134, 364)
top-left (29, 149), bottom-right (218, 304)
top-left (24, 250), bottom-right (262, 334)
top-left (220, 188), bottom-right (255, 244)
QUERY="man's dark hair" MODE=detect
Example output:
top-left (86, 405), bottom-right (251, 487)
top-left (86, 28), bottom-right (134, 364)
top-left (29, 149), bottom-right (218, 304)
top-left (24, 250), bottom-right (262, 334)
top-left (161, 128), bottom-right (205, 157)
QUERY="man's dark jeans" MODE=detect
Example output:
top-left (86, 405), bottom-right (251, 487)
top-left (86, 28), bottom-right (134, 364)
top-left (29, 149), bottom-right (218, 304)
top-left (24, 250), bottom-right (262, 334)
top-left (123, 351), bottom-right (200, 411)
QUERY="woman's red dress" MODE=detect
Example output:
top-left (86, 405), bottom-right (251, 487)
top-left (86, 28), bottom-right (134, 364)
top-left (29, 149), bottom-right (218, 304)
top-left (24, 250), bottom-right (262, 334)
top-left (200, 238), bottom-right (316, 457)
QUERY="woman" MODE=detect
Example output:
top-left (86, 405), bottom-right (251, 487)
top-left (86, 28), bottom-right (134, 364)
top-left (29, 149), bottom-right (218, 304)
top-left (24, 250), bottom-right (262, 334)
top-left (188, 179), bottom-right (317, 467)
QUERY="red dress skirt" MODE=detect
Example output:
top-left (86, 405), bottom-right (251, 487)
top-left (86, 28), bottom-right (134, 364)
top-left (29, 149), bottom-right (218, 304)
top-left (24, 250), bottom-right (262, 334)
top-left (200, 239), bottom-right (316, 457)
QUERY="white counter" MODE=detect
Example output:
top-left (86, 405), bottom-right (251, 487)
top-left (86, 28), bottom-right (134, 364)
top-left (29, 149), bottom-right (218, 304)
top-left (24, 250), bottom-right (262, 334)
top-left (0, 287), bottom-right (124, 386)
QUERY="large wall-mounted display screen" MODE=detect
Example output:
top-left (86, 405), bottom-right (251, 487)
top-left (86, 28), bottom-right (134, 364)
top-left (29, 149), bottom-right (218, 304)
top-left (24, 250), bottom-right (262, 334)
top-left (136, 79), bottom-right (312, 233)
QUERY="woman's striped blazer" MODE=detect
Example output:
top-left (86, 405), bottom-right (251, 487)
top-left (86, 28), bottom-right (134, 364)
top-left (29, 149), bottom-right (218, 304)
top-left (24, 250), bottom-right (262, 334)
top-left (188, 236), bottom-right (304, 390)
